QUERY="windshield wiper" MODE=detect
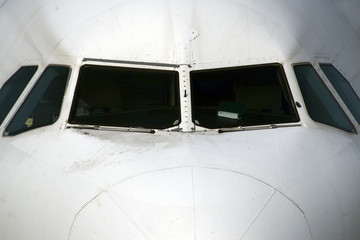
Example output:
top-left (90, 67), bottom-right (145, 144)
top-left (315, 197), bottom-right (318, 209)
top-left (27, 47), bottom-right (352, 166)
top-left (65, 123), bottom-right (155, 133)
top-left (218, 123), bottom-right (301, 133)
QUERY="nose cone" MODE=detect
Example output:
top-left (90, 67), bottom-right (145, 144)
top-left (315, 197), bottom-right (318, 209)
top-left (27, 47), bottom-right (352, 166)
top-left (69, 168), bottom-right (312, 240)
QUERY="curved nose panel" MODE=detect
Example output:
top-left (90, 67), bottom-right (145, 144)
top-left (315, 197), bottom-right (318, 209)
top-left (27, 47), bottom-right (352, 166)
top-left (69, 167), bottom-right (312, 240)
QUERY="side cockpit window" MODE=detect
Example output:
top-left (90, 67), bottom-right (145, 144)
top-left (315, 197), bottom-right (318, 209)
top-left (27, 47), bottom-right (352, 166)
top-left (319, 64), bottom-right (360, 125)
top-left (293, 64), bottom-right (355, 133)
top-left (0, 66), bottom-right (38, 126)
top-left (68, 65), bottom-right (180, 129)
top-left (4, 66), bottom-right (71, 136)
top-left (191, 64), bottom-right (299, 129)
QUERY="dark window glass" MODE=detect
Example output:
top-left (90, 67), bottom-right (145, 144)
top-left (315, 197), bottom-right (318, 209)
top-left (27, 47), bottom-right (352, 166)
top-left (320, 64), bottom-right (360, 125)
top-left (293, 64), bottom-right (355, 133)
top-left (4, 66), bottom-right (71, 136)
top-left (191, 64), bottom-right (299, 129)
top-left (69, 65), bottom-right (180, 129)
top-left (0, 66), bottom-right (38, 125)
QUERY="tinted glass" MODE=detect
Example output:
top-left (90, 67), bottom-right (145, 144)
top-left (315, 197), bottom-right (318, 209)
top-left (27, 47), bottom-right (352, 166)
top-left (4, 66), bottom-right (71, 136)
top-left (191, 64), bottom-right (299, 129)
top-left (0, 66), bottom-right (38, 125)
top-left (69, 65), bottom-right (180, 129)
top-left (320, 64), bottom-right (360, 125)
top-left (294, 64), bottom-right (355, 132)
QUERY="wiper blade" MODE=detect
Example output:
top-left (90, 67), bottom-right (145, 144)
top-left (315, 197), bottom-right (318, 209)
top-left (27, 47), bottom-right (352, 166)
top-left (218, 123), bottom-right (301, 133)
top-left (65, 123), bottom-right (155, 134)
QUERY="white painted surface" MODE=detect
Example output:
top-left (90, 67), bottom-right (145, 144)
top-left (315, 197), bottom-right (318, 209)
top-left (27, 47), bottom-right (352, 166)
top-left (0, 0), bottom-right (360, 240)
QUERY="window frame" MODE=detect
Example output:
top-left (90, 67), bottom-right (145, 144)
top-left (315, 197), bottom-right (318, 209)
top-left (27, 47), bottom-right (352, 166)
top-left (3, 64), bottom-right (72, 136)
top-left (66, 59), bottom-right (182, 131)
top-left (318, 63), bottom-right (360, 128)
top-left (0, 65), bottom-right (39, 127)
top-left (189, 62), bottom-right (300, 130)
top-left (292, 62), bottom-right (357, 134)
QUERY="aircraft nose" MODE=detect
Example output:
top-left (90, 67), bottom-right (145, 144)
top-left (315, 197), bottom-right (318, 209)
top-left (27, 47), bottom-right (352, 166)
top-left (69, 167), bottom-right (312, 240)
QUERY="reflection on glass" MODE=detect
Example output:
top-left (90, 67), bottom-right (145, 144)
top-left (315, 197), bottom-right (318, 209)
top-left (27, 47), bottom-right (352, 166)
top-left (69, 65), bottom-right (180, 129)
top-left (191, 64), bottom-right (299, 129)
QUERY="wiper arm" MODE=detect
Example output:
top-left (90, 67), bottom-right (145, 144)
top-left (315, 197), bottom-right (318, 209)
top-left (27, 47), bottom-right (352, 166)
top-left (218, 123), bottom-right (301, 133)
top-left (65, 123), bottom-right (155, 134)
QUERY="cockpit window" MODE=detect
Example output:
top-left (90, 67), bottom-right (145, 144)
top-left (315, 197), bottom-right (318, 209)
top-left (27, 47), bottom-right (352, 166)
top-left (68, 65), bottom-right (180, 129)
top-left (191, 64), bottom-right (299, 129)
top-left (4, 66), bottom-right (71, 136)
top-left (0, 66), bottom-right (38, 126)
top-left (319, 64), bottom-right (360, 125)
top-left (293, 64), bottom-right (355, 133)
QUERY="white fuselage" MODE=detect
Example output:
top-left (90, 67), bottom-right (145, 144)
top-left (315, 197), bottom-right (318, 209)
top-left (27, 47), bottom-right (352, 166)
top-left (0, 1), bottom-right (360, 240)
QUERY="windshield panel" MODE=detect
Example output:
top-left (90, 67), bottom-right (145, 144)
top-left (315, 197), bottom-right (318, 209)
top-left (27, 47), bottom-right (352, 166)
top-left (191, 64), bottom-right (299, 129)
top-left (69, 65), bottom-right (180, 129)
top-left (320, 64), bottom-right (360, 125)
top-left (294, 64), bottom-right (355, 133)
top-left (0, 66), bottom-right (38, 126)
top-left (4, 66), bottom-right (71, 136)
